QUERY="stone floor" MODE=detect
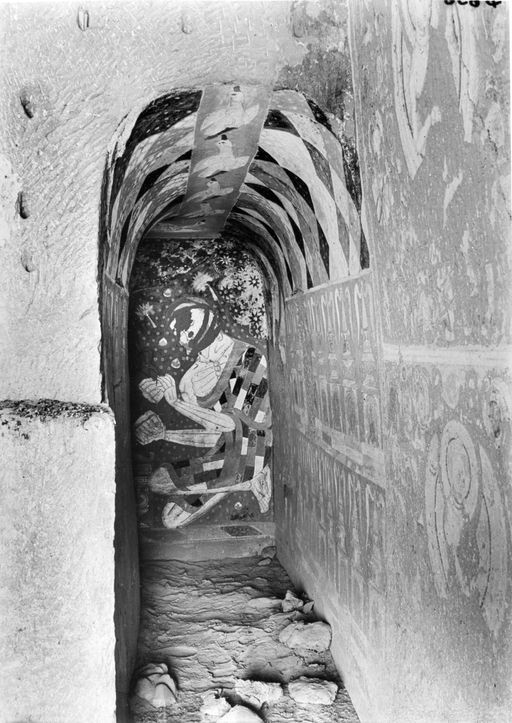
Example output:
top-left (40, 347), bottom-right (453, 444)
top-left (131, 550), bottom-right (360, 722)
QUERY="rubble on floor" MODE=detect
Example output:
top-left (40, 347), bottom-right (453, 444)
top-left (278, 620), bottom-right (332, 654)
top-left (131, 550), bottom-right (360, 722)
top-left (200, 691), bottom-right (231, 719)
top-left (281, 590), bottom-right (304, 613)
top-left (234, 679), bottom-right (283, 708)
top-left (288, 677), bottom-right (338, 706)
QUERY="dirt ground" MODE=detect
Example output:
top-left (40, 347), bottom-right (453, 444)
top-left (131, 551), bottom-right (360, 722)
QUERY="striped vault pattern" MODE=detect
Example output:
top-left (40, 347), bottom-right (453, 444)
top-left (103, 85), bottom-right (367, 291)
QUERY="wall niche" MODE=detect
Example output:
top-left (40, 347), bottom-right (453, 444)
top-left (129, 236), bottom-right (273, 531)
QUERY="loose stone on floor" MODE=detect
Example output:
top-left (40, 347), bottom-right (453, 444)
top-left (131, 551), bottom-right (359, 722)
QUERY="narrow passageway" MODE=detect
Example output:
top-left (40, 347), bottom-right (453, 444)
top-left (131, 550), bottom-right (360, 722)
top-left (105, 84), bottom-right (369, 719)
top-left (1, 3), bottom-right (510, 723)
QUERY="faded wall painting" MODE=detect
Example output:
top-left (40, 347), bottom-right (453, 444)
top-left (284, 273), bottom-right (381, 461)
top-left (129, 238), bottom-right (272, 529)
top-left (273, 271), bottom-right (385, 705)
top-left (348, 1), bottom-right (511, 720)
top-left (352, 0), bottom-right (510, 349)
top-left (386, 359), bottom-right (511, 641)
top-left (426, 419), bottom-right (507, 635)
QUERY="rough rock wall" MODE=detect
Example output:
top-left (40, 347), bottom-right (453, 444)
top-left (276, 3), bottom-right (511, 723)
top-left (0, 402), bottom-right (116, 723)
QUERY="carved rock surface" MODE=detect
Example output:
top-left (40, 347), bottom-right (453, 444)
top-left (0, 405), bottom-right (116, 723)
top-left (279, 621), bottom-right (332, 653)
top-left (288, 677), bottom-right (338, 705)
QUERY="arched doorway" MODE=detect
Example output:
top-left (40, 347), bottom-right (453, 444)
top-left (99, 84), bottom-right (368, 718)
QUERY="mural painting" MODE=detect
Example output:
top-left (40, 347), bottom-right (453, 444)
top-left (347, 1), bottom-right (511, 717)
top-left (284, 273), bottom-right (383, 478)
top-left (155, 84), bottom-right (271, 239)
top-left (286, 434), bottom-right (386, 647)
top-left (129, 238), bottom-right (272, 529)
top-left (391, 1), bottom-right (442, 180)
top-left (385, 357), bottom-right (511, 644)
top-left (105, 86), bottom-right (368, 291)
top-left (353, 1), bottom-right (510, 348)
top-left (426, 420), bottom-right (508, 637)
top-left (274, 272), bottom-right (386, 686)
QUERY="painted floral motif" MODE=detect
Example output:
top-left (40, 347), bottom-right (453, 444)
top-left (131, 237), bottom-right (268, 339)
top-left (135, 302), bottom-right (157, 328)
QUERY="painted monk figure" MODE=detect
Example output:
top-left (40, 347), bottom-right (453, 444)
top-left (133, 297), bottom-right (272, 527)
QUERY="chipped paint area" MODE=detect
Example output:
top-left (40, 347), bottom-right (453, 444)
top-left (352, 0), bottom-right (511, 348)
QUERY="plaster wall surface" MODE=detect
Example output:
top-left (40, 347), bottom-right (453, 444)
top-left (0, 402), bottom-right (116, 723)
top-left (350, 2), bottom-right (511, 719)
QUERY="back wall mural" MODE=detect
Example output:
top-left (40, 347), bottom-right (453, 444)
top-left (129, 237), bottom-right (272, 529)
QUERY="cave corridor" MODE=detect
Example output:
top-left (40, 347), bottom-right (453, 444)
top-left (0, 2), bottom-right (510, 723)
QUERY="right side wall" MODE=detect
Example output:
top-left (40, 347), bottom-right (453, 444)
top-left (275, 2), bottom-right (512, 721)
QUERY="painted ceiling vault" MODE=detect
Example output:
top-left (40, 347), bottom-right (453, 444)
top-left (104, 84), bottom-right (368, 295)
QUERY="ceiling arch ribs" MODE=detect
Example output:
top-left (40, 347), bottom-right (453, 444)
top-left (102, 84), bottom-right (368, 294)
top-left (238, 166), bottom-right (327, 289)
top-left (108, 121), bottom-right (197, 268)
top-left (116, 176), bottom-right (191, 284)
top-left (234, 189), bottom-right (306, 290)
top-left (227, 214), bottom-right (293, 298)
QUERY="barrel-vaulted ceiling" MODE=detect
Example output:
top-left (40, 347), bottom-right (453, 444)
top-left (103, 85), bottom-right (368, 297)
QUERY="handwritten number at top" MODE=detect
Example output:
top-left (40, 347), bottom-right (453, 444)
top-left (444, 1), bottom-right (502, 7)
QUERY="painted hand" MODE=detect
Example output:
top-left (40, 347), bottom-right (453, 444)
top-left (139, 375), bottom-right (177, 405)
top-left (134, 411), bottom-right (166, 445)
top-left (159, 374), bottom-right (178, 405)
top-left (139, 377), bottom-right (164, 403)
top-left (180, 361), bottom-right (221, 401)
